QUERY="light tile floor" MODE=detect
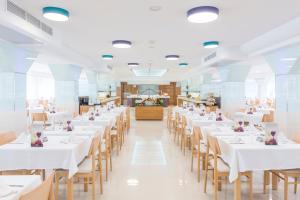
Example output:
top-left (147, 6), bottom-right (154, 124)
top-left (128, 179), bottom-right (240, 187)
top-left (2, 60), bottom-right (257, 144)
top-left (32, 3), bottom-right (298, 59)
top-left (58, 113), bottom-right (300, 200)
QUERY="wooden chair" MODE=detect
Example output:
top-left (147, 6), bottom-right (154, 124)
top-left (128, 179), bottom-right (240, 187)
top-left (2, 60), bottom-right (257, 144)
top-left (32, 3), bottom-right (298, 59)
top-left (180, 116), bottom-right (192, 155)
top-left (32, 113), bottom-right (49, 126)
top-left (102, 125), bottom-right (113, 181)
top-left (123, 107), bottom-right (131, 134)
top-left (167, 107), bottom-right (175, 134)
top-left (0, 131), bottom-right (17, 146)
top-left (111, 116), bottom-right (122, 155)
top-left (191, 126), bottom-right (206, 182)
top-left (174, 112), bottom-right (181, 143)
top-left (262, 110), bottom-right (274, 122)
top-left (265, 170), bottom-right (300, 200)
top-left (20, 173), bottom-right (55, 200)
top-left (55, 135), bottom-right (101, 200)
top-left (204, 135), bottom-right (253, 200)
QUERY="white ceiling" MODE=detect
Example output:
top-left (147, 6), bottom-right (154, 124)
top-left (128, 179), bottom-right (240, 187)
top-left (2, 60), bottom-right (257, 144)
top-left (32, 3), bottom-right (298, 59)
top-left (13, 0), bottom-right (300, 81)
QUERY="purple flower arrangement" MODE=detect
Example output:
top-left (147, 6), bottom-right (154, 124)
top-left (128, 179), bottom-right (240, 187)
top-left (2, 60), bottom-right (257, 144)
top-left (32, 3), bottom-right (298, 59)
top-left (265, 131), bottom-right (278, 145)
top-left (95, 110), bottom-right (100, 117)
top-left (66, 121), bottom-right (73, 132)
top-left (247, 108), bottom-right (254, 115)
top-left (31, 132), bottom-right (43, 147)
top-left (89, 112), bottom-right (95, 121)
top-left (234, 121), bottom-right (244, 132)
top-left (216, 113), bottom-right (223, 121)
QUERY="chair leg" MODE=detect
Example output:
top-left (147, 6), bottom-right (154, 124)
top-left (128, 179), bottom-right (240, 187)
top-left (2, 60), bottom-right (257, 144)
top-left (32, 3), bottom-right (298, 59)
top-left (92, 175), bottom-right (96, 200)
top-left (105, 156), bottom-right (108, 181)
top-left (248, 173), bottom-right (253, 200)
top-left (294, 177), bottom-right (298, 194)
top-left (110, 154), bottom-right (113, 171)
top-left (84, 177), bottom-right (88, 192)
top-left (191, 155), bottom-right (194, 172)
top-left (55, 173), bottom-right (60, 200)
top-left (197, 153), bottom-right (201, 183)
top-left (214, 171), bottom-right (218, 200)
top-left (204, 162), bottom-right (208, 193)
top-left (284, 175), bottom-right (288, 200)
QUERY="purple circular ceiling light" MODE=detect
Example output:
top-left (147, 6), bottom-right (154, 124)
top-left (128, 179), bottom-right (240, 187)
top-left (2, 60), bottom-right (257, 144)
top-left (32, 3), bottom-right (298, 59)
top-left (112, 40), bottom-right (132, 48)
top-left (165, 55), bottom-right (180, 60)
top-left (187, 6), bottom-right (219, 23)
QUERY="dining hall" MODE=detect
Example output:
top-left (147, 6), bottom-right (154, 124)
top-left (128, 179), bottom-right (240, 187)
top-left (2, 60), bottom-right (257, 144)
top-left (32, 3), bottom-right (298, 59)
top-left (1, 1), bottom-right (300, 200)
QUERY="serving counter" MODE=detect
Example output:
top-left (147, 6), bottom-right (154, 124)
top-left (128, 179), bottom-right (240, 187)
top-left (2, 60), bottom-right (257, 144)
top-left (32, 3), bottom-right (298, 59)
top-left (135, 106), bottom-right (163, 120)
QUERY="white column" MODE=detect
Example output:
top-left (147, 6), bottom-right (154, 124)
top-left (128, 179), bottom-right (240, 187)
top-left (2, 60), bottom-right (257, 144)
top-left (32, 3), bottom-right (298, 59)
top-left (85, 70), bottom-right (98, 103)
top-left (49, 64), bottom-right (81, 115)
top-left (0, 40), bottom-right (37, 132)
top-left (264, 44), bottom-right (300, 141)
top-left (218, 65), bottom-right (250, 116)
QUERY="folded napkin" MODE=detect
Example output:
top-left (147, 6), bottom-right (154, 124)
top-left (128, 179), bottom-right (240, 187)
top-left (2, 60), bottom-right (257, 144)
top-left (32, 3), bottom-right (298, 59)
top-left (0, 182), bottom-right (16, 198)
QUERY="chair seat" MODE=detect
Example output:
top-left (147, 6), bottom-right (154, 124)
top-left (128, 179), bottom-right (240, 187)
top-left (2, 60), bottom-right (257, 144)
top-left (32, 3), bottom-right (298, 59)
top-left (194, 145), bottom-right (207, 154)
top-left (110, 130), bottom-right (117, 135)
top-left (209, 158), bottom-right (229, 172)
top-left (78, 158), bottom-right (93, 173)
top-left (277, 169), bottom-right (300, 176)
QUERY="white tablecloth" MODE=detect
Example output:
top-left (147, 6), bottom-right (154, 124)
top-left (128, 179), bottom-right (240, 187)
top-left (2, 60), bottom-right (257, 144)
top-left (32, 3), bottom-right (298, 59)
top-left (213, 133), bottom-right (300, 182)
top-left (0, 136), bottom-right (91, 178)
top-left (234, 112), bottom-right (264, 125)
top-left (43, 126), bottom-right (104, 138)
top-left (0, 175), bottom-right (41, 200)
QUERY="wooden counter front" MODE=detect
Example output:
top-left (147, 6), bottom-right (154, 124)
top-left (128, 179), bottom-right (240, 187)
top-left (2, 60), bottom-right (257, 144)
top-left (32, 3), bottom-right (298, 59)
top-left (135, 106), bottom-right (163, 120)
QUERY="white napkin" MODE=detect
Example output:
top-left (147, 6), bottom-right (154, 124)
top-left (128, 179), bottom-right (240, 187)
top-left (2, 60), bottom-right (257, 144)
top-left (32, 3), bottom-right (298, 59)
top-left (0, 182), bottom-right (16, 198)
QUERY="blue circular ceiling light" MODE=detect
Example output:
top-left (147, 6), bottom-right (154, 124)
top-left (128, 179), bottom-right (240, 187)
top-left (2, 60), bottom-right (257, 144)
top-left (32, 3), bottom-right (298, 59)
top-left (102, 54), bottom-right (113, 60)
top-left (112, 40), bottom-right (132, 48)
top-left (203, 41), bottom-right (219, 49)
top-left (165, 55), bottom-right (180, 61)
top-left (179, 63), bottom-right (188, 67)
top-left (187, 6), bottom-right (219, 23)
top-left (43, 7), bottom-right (69, 22)
top-left (128, 63), bottom-right (139, 67)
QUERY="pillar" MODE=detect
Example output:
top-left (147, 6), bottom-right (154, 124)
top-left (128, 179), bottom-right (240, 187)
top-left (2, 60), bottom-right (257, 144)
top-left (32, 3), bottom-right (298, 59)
top-left (49, 64), bottom-right (81, 115)
top-left (0, 40), bottom-right (37, 132)
top-left (264, 43), bottom-right (300, 141)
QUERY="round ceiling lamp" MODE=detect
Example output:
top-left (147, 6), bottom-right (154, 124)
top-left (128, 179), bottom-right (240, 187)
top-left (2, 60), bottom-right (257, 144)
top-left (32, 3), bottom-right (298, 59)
top-left (102, 54), bottom-right (113, 60)
top-left (165, 55), bottom-right (180, 61)
top-left (179, 63), bottom-right (188, 67)
top-left (112, 40), bottom-right (132, 48)
top-left (128, 63), bottom-right (139, 67)
top-left (43, 7), bottom-right (69, 22)
top-left (187, 6), bottom-right (219, 23)
top-left (203, 41), bottom-right (219, 49)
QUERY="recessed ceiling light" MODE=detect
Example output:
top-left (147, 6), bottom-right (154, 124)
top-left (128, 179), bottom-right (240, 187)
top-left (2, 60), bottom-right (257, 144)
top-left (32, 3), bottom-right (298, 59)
top-left (102, 54), bottom-right (113, 60)
top-left (165, 55), bottom-right (180, 61)
top-left (187, 6), bottom-right (219, 23)
top-left (281, 57), bottom-right (297, 61)
top-left (25, 57), bottom-right (36, 60)
top-left (112, 40), bottom-right (132, 48)
top-left (149, 6), bottom-right (162, 12)
top-left (128, 63), bottom-right (139, 67)
top-left (179, 63), bottom-right (188, 67)
top-left (203, 41), bottom-right (219, 49)
top-left (43, 7), bottom-right (69, 22)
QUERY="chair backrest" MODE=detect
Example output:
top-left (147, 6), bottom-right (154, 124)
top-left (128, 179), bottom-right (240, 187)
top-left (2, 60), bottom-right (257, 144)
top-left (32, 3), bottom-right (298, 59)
top-left (207, 135), bottom-right (221, 156)
top-left (32, 113), bottom-right (48, 122)
top-left (182, 116), bottom-right (187, 129)
top-left (262, 110), bottom-right (274, 122)
top-left (192, 127), bottom-right (203, 146)
top-left (19, 173), bottom-right (55, 200)
top-left (0, 132), bottom-right (17, 146)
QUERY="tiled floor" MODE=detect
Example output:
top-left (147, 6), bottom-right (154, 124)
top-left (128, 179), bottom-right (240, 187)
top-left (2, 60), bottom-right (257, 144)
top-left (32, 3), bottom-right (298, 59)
top-left (59, 112), bottom-right (300, 200)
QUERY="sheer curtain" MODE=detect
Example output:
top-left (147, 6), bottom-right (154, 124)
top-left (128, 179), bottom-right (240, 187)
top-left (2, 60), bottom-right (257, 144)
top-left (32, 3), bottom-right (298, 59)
top-left (26, 63), bottom-right (55, 101)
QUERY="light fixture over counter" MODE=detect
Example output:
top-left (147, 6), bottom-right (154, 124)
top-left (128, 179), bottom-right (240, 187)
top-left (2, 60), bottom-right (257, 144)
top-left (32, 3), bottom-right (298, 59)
top-left (179, 63), bottom-right (188, 67)
top-left (102, 54), bottom-right (114, 60)
top-left (128, 63), bottom-right (139, 67)
top-left (43, 7), bottom-right (69, 22)
top-left (187, 6), bottom-right (219, 23)
top-left (112, 40), bottom-right (132, 48)
top-left (203, 41), bottom-right (219, 49)
top-left (165, 55), bottom-right (180, 61)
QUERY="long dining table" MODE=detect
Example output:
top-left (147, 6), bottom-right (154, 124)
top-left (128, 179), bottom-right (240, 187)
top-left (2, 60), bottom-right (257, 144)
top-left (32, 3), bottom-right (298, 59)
top-left (0, 134), bottom-right (93, 200)
top-left (201, 124), bottom-right (300, 200)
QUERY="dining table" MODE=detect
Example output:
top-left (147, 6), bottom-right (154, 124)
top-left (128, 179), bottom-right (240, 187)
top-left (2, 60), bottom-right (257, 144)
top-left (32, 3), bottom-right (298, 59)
top-left (0, 175), bottom-right (41, 200)
top-left (203, 125), bottom-right (300, 200)
top-left (0, 134), bottom-right (92, 200)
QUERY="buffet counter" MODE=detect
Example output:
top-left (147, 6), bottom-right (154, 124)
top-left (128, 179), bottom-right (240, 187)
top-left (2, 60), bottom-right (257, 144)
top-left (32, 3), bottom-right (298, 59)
top-left (79, 96), bottom-right (121, 114)
top-left (127, 95), bottom-right (169, 107)
top-left (135, 106), bottom-right (163, 120)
